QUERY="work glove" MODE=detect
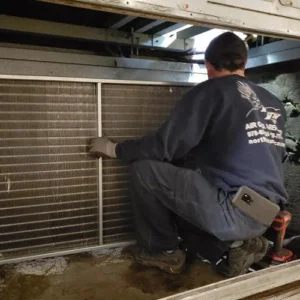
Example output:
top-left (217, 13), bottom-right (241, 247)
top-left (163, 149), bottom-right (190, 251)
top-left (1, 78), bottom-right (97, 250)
top-left (88, 137), bottom-right (117, 159)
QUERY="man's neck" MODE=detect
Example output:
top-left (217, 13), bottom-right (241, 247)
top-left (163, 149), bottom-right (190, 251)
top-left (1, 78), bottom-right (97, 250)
top-left (214, 69), bottom-right (245, 78)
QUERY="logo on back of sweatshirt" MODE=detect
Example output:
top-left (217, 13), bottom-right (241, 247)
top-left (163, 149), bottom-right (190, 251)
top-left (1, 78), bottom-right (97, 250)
top-left (237, 81), bottom-right (281, 124)
top-left (237, 81), bottom-right (285, 148)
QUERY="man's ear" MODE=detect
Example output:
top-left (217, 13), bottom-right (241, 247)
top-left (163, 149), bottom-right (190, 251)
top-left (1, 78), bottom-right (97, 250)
top-left (205, 61), bottom-right (215, 79)
top-left (205, 61), bottom-right (211, 70)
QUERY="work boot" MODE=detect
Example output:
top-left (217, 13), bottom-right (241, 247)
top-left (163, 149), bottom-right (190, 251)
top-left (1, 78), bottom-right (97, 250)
top-left (133, 247), bottom-right (186, 274)
top-left (215, 236), bottom-right (269, 278)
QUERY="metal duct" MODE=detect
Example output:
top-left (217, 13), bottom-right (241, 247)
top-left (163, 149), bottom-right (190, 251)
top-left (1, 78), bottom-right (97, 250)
top-left (246, 40), bottom-right (300, 69)
top-left (101, 83), bottom-right (190, 244)
top-left (0, 79), bottom-right (99, 259)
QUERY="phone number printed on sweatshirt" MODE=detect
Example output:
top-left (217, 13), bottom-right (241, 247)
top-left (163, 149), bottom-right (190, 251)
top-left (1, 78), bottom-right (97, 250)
top-left (246, 121), bottom-right (285, 148)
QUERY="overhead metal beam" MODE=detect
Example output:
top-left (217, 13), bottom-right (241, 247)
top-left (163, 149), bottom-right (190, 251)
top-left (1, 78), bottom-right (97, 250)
top-left (0, 15), bottom-right (195, 51)
top-left (177, 26), bottom-right (210, 39)
top-left (110, 15), bottom-right (136, 29)
top-left (39, 0), bottom-right (300, 39)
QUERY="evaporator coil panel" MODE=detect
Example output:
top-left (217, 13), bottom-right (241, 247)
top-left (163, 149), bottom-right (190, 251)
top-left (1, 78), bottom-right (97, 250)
top-left (101, 83), bottom-right (190, 244)
top-left (0, 79), bottom-right (191, 261)
top-left (0, 80), bottom-right (99, 259)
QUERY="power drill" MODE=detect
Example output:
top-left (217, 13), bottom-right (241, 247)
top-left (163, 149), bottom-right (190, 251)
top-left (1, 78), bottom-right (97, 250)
top-left (269, 211), bottom-right (293, 263)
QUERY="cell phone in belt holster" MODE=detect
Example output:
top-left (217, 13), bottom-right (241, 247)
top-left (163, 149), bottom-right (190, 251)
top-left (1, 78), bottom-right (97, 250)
top-left (232, 186), bottom-right (280, 227)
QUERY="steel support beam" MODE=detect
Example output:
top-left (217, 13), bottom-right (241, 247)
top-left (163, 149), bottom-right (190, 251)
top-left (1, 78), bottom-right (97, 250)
top-left (135, 19), bottom-right (165, 33)
top-left (0, 15), bottom-right (194, 51)
top-left (110, 15), bottom-right (136, 29)
top-left (154, 23), bottom-right (190, 36)
top-left (177, 26), bottom-right (210, 39)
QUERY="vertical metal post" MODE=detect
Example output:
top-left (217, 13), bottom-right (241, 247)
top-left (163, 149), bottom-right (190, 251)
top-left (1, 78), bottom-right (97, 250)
top-left (97, 82), bottom-right (103, 245)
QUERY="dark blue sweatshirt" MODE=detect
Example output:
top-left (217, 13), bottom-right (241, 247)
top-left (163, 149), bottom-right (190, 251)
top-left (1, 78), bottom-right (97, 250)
top-left (116, 75), bottom-right (288, 204)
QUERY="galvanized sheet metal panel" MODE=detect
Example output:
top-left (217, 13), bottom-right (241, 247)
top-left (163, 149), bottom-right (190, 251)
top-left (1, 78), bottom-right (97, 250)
top-left (0, 79), bottom-right (99, 259)
top-left (101, 83), bottom-right (191, 244)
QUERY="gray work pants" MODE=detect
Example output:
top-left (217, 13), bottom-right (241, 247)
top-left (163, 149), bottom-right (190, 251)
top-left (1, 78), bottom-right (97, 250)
top-left (130, 160), bottom-right (266, 252)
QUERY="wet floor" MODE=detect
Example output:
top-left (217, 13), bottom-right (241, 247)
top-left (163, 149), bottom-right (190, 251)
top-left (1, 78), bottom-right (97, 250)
top-left (0, 246), bottom-right (224, 300)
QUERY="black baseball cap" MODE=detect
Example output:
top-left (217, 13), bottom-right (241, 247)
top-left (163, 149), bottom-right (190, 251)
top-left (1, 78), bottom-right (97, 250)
top-left (205, 32), bottom-right (247, 71)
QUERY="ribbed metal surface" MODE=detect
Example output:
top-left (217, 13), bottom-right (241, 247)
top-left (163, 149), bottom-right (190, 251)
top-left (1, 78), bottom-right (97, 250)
top-left (101, 83), bottom-right (190, 244)
top-left (0, 79), bottom-right (99, 259)
top-left (0, 79), bottom-right (191, 260)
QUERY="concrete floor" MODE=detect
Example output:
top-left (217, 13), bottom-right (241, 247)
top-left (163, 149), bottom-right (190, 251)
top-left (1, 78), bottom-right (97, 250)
top-left (0, 246), bottom-right (224, 300)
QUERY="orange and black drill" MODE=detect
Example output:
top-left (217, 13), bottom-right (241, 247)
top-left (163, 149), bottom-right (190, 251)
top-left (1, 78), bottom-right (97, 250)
top-left (269, 211), bottom-right (293, 263)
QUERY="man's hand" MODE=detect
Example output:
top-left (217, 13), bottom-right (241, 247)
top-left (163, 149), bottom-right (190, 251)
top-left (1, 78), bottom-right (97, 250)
top-left (88, 137), bottom-right (117, 159)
